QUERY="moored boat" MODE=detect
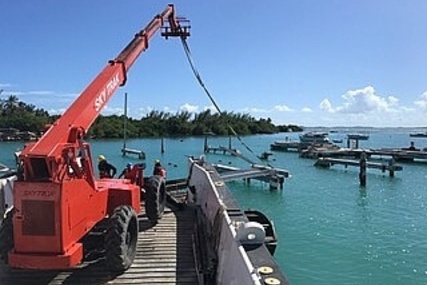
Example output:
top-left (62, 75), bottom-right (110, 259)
top-left (271, 131), bottom-right (335, 152)
top-left (409, 132), bottom-right (427, 138)
top-left (299, 131), bottom-right (331, 144)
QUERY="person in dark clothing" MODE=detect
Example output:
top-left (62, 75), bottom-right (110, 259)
top-left (153, 159), bottom-right (166, 178)
top-left (98, 155), bottom-right (117, 178)
top-left (119, 162), bottom-right (133, 179)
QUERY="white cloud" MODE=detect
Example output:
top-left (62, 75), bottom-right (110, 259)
top-left (0, 83), bottom-right (12, 88)
top-left (274, 105), bottom-right (294, 112)
top-left (320, 86), bottom-right (401, 115)
top-left (239, 106), bottom-right (294, 114)
top-left (240, 107), bottom-right (269, 113)
top-left (163, 106), bottom-right (172, 112)
top-left (4, 91), bottom-right (25, 96)
top-left (180, 103), bottom-right (199, 113)
top-left (319, 98), bottom-right (334, 113)
top-left (48, 108), bottom-right (66, 115)
top-left (249, 107), bottom-right (269, 113)
top-left (138, 106), bottom-right (153, 112)
top-left (27, 90), bottom-right (55, 96)
top-left (101, 105), bottom-right (123, 116)
top-left (302, 107), bottom-right (312, 112)
top-left (337, 86), bottom-right (396, 113)
top-left (388, 96), bottom-right (399, 106)
top-left (414, 91), bottom-right (427, 109)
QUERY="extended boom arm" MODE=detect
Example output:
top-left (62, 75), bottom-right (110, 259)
top-left (19, 4), bottom-right (189, 182)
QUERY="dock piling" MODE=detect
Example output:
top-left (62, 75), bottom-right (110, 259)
top-left (359, 152), bottom-right (367, 187)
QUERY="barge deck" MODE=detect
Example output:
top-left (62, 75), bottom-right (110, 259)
top-left (0, 204), bottom-right (198, 285)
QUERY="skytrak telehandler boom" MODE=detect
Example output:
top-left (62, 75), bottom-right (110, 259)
top-left (0, 5), bottom-right (189, 271)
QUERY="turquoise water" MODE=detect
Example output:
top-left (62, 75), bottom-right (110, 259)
top-left (1, 129), bottom-right (426, 285)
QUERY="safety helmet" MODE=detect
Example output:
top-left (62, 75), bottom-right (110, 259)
top-left (126, 162), bottom-right (132, 168)
top-left (98, 155), bottom-right (106, 161)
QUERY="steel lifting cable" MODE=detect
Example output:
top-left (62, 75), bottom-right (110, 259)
top-left (179, 37), bottom-right (275, 168)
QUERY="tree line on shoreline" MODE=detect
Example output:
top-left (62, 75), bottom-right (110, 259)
top-left (0, 95), bottom-right (303, 138)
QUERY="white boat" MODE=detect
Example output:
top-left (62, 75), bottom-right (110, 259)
top-left (299, 132), bottom-right (332, 144)
top-left (270, 132), bottom-right (334, 152)
top-left (409, 132), bottom-right (427, 138)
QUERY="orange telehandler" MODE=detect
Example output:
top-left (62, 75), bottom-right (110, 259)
top-left (0, 5), bottom-right (190, 272)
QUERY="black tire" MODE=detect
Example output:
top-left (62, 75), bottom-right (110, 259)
top-left (105, 205), bottom-right (138, 272)
top-left (144, 175), bottom-right (166, 222)
top-left (0, 208), bottom-right (14, 264)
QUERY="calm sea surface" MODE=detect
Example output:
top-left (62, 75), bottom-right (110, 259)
top-left (1, 128), bottom-right (426, 285)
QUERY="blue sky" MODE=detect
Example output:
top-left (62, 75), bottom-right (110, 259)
top-left (1, 0), bottom-right (427, 127)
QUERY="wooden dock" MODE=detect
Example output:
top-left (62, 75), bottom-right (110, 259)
top-left (314, 157), bottom-right (403, 176)
top-left (0, 204), bottom-right (198, 285)
top-left (214, 163), bottom-right (289, 189)
top-left (302, 147), bottom-right (427, 163)
top-left (370, 148), bottom-right (427, 162)
top-left (205, 145), bottom-right (241, 155)
top-left (270, 141), bottom-right (301, 152)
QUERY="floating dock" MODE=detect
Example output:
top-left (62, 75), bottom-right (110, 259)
top-left (214, 163), bottom-right (289, 189)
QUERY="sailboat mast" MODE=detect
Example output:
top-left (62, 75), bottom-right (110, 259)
top-left (123, 92), bottom-right (128, 150)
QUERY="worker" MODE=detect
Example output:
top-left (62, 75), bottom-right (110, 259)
top-left (408, 141), bottom-right (417, 151)
top-left (98, 155), bottom-right (117, 178)
top-left (119, 162), bottom-right (133, 179)
top-left (153, 159), bottom-right (166, 178)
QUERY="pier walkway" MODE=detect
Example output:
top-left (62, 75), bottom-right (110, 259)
top-left (370, 148), bottom-right (427, 161)
top-left (314, 157), bottom-right (403, 176)
top-left (0, 204), bottom-right (198, 285)
top-left (301, 147), bottom-right (427, 163)
top-left (214, 163), bottom-right (289, 189)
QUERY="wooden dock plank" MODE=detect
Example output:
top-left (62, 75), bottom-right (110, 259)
top-left (0, 205), bottom-right (198, 285)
